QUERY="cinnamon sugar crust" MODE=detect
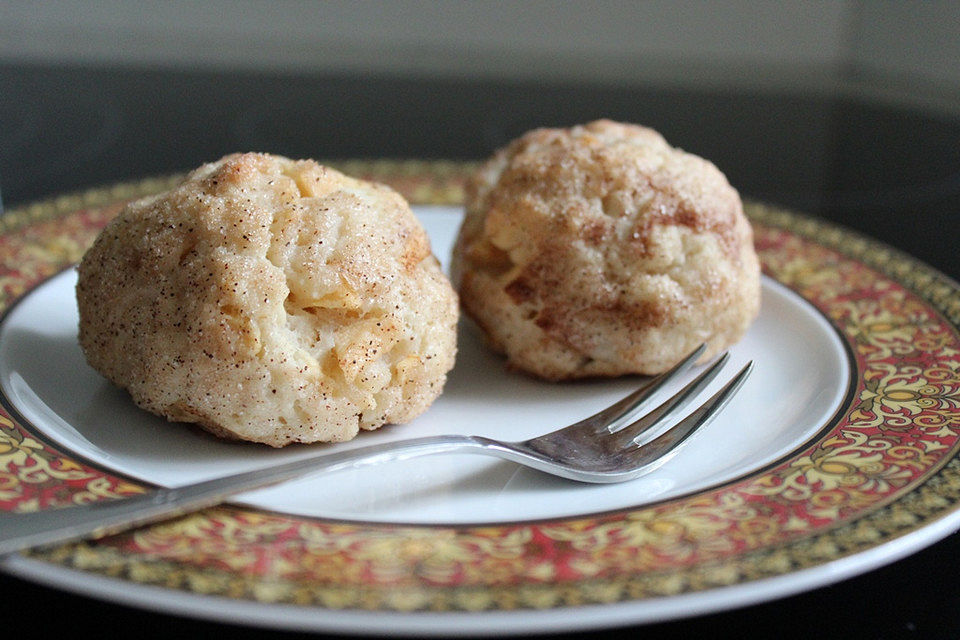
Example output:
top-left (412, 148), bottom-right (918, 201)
top-left (452, 120), bottom-right (760, 379)
top-left (77, 153), bottom-right (458, 446)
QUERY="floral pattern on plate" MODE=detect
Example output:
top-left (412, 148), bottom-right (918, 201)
top-left (1, 162), bottom-right (959, 612)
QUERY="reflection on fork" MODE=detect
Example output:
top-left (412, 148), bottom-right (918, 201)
top-left (485, 344), bottom-right (753, 482)
top-left (0, 343), bottom-right (752, 555)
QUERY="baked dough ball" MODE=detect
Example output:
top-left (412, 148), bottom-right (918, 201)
top-left (452, 120), bottom-right (760, 380)
top-left (77, 153), bottom-right (458, 446)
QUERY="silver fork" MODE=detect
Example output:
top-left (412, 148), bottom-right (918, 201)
top-left (0, 345), bottom-right (752, 555)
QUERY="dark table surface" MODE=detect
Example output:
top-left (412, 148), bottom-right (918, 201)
top-left (2, 63), bottom-right (960, 638)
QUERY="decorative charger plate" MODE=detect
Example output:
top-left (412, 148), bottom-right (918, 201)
top-left (1, 160), bottom-right (959, 636)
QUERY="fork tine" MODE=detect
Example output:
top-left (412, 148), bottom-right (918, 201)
top-left (573, 343), bottom-right (706, 434)
top-left (624, 361), bottom-right (754, 470)
top-left (605, 352), bottom-right (731, 448)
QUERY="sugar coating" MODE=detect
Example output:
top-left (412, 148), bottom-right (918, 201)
top-left (77, 153), bottom-right (458, 446)
top-left (451, 120), bottom-right (760, 380)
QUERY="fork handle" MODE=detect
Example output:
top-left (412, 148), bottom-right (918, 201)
top-left (0, 434), bottom-right (482, 556)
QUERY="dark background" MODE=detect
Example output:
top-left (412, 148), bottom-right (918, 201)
top-left (2, 63), bottom-right (960, 638)
top-left (5, 64), bottom-right (959, 279)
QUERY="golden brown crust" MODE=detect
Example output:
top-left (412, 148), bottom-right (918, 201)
top-left (77, 153), bottom-right (458, 446)
top-left (452, 120), bottom-right (760, 380)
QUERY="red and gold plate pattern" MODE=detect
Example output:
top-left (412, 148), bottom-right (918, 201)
top-left (1, 161), bottom-right (959, 627)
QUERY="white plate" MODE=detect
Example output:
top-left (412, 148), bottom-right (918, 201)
top-left (0, 207), bottom-right (847, 525)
